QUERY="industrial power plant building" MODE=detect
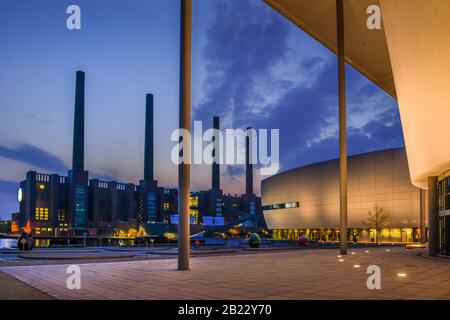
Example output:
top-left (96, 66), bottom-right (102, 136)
top-left (262, 148), bottom-right (427, 243)
top-left (17, 71), bottom-right (263, 240)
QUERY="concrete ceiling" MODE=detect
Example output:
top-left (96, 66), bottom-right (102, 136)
top-left (264, 0), bottom-right (396, 98)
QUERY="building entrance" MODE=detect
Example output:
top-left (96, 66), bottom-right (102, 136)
top-left (439, 215), bottom-right (450, 256)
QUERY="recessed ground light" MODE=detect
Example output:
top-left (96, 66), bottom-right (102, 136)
top-left (397, 273), bottom-right (407, 277)
top-left (351, 252), bottom-right (356, 255)
top-left (337, 255), bottom-right (342, 258)
top-left (353, 264), bottom-right (361, 268)
top-left (338, 259), bottom-right (345, 262)
top-left (365, 250), bottom-right (370, 253)
top-left (386, 249), bottom-right (390, 252)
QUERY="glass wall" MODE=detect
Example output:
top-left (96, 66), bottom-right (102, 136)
top-left (272, 228), bottom-right (419, 243)
top-left (439, 216), bottom-right (448, 255)
top-left (438, 176), bottom-right (450, 256)
top-left (438, 177), bottom-right (450, 211)
top-left (74, 185), bottom-right (87, 228)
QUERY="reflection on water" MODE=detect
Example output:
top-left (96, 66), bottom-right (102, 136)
top-left (0, 238), bottom-right (17, 249)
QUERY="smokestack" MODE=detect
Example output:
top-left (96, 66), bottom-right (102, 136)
top-left (245, 127), bottom-right (253, 196)
top-left (72, 71), bottom-right (85, 171)
top-left (212, 116), bottom-right (220, 191)
top-left (144, 94), bottom-right (154, 181)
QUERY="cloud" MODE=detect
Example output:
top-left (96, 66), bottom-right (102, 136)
top-left (89, 171), bottom-right (119, 182)
top-left (0, 180), bottom-right (19, 219)
top-left (305, 79), bottom-right (402, 149)
top-left (194, 0), bottom-right (292, 128)
top-left (226, 165), bottom-right (245, 182)
top-left (0, 143), bottom-right (69, 218)
top-left (0, 143), bottom-right (68, 173)
top-left (194, 2), bottom-right (341, 156)
top-left (347, 106), bottom-right (405, 154)
top-left (193, 0), bottom-right (404, 194)
top-left (0, 180), bottom-right (18, 194)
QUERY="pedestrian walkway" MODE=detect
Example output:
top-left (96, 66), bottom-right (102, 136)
top-left (1, 247), bottom-right (449, 300)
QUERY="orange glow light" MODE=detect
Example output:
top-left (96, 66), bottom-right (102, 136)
top-left (23, 221), bottom-right (31, 233)
top-left (11, 222), bottom-right (20, 233)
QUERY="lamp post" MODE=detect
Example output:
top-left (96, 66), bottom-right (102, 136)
top-left (337, 0), bottom-right (348, 255)
top-left (178, 0), bottom-right (192, 271)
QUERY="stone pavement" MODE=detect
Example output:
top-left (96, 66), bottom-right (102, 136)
top-left (1, 247), bottom-right (449, 300)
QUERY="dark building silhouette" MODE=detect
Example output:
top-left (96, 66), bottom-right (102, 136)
top-left (212, 116), bottom-right (220, 191)
top-left (138, 93), bottom-right (159, 226)
top-left (17, 71), bottom-right (263, 239)
top-left (245, 127), bottom-right (254, 196)
top-left (189, 122), bottom-right (265, 233)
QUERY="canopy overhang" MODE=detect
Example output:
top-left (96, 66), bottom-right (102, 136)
top-left (264, 0), bottom-right (450, 191)
top-left (264, 0), bottom-right (396, 98)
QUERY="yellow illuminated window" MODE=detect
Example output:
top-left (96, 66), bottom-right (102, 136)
top-left (190, 209), bottom-right (199, 224)
top-left (35, 207), bottom-right (49, 221)
top-left (190, 196), bottom-right (199, 207)
top-left (163, 202), bottom-right (170, 211)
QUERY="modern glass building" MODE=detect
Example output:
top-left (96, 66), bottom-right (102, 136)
top-left (263, 0), bottom-right (450, 256)
top-left (262, 148), bottom-right (426, 243)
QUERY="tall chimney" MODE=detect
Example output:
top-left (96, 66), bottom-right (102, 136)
top-left (144, 94), bottom-right (154, 181)
top-left (72, 71), bottom-right (85, 171)
top-left (212, 116), bottom-right (220, 191)
top-left (245, 127), bottom-right (253, 196)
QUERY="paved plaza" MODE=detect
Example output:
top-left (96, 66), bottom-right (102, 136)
top-left (1, 247), bottom-right (450, 300)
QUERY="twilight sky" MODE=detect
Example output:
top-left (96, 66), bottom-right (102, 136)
top-left (0, 0), bottom-right (404, 220)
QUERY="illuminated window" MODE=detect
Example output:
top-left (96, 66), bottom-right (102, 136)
top-left (74, 185), bottom-right (87, 228)
top-left (190, 196), bottom-right (199, 207)
top-left (35, 207), bottom-right (49, 220)
top-left (189, 209), bottom-right (199, 224)
top-left (263, 202), bottom-right (299, 211)
top-left (163, 202), bottom-right (170, 211)
top-left (147, 192), bottom-right (157, 223)
top-left (58, 209), bottom-right (66, 221)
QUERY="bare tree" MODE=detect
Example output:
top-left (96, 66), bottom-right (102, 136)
top-left (363, 206), bottom-right (390, 244)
